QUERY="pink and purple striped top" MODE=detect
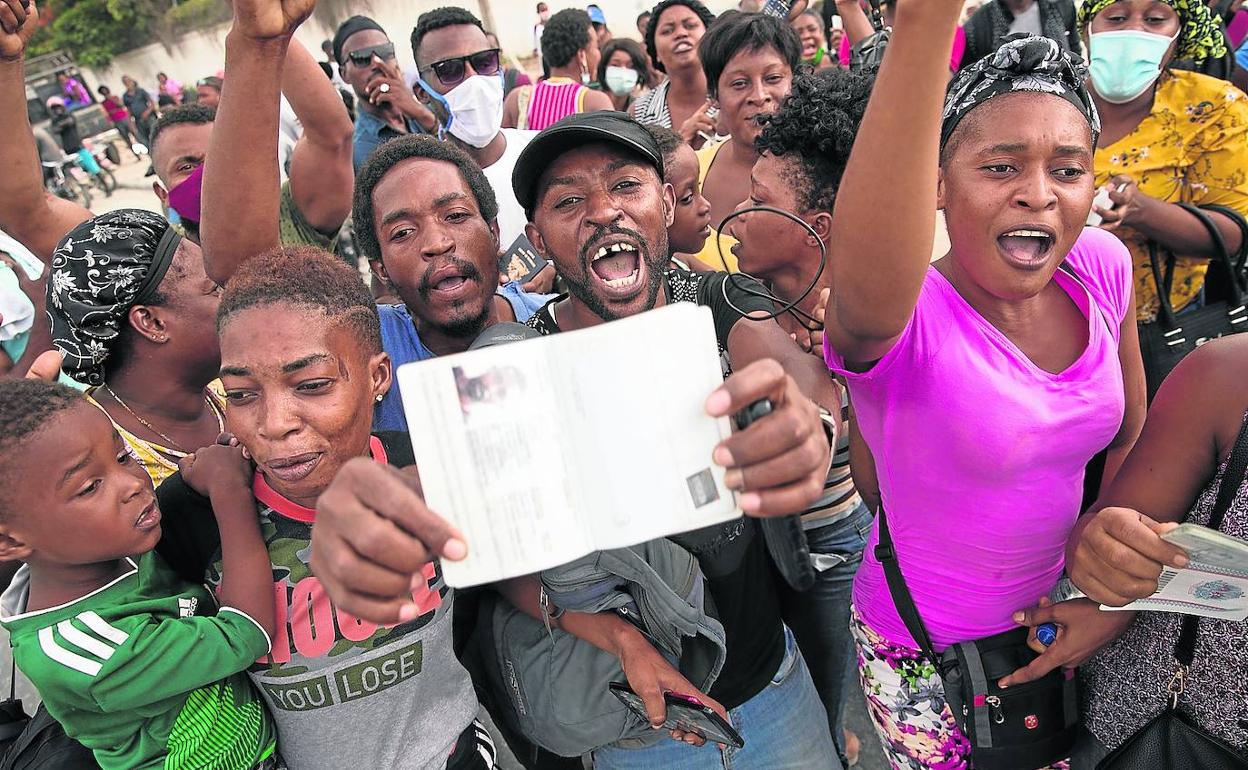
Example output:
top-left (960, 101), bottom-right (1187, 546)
top-left (524, 77), bottom-right (590, 132)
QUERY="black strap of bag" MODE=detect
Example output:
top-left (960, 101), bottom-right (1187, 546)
top-left (1096, 416), bottom-right (1248, 770)
top-left (1139, 204), bottom-right (1248, 398)
top-left (874, 510), bottom-right (939, 663)
top-left (1173, 414), bottom-right (1248, 668)
top-left (0, 660), bottom-right (28, 745)
top-left (1147, 203), bottom-right (1247, 331)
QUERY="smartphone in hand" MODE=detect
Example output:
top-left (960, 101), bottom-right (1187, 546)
top-left (609, 682), bottom-right (745, 748)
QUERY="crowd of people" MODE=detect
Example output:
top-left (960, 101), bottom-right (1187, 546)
top-left (0, 0), bottom-right (1245, 769)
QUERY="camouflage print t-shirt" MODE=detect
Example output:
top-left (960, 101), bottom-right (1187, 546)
top-left (155, 433), bottom-right (478, 769)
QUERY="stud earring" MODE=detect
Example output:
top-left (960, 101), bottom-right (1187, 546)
top-left (375, 394), bottom-right (384, 403)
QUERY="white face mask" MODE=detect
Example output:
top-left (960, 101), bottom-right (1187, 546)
top-left (441, 74), bottom-right (505, 148)
top-left (604, 65), bottom-right (640, 95)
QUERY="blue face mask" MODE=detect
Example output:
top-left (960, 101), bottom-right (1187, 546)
top-left (415, 78), bottom-right (452, 141)
top-left (1088, 29), bottom-right (1178, 104)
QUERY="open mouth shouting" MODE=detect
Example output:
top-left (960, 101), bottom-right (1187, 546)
top-left (589, 240), bottom-right (645, 297)
top-left (997, 226), bottom-right (1056, 272)
top-left (420, 259), bottom-right (481, 303)
top-left (671, 39), bottom-right (695, 56)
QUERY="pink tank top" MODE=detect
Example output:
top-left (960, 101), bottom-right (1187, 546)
top-left (825, 228), bottom-right (1133, 650)
top-left (525, 78), bottom-right (587, 131)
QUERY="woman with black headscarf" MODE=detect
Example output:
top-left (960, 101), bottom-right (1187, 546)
top-left (48, 209), bottom-right (226, 485)
top-left (818, 2), bottom-right (1148, 765)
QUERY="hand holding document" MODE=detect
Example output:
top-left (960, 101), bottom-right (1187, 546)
top-left (1100, 524), bottom-right (1248, 621)
top-left (396, 304), bottom-right (741, 587)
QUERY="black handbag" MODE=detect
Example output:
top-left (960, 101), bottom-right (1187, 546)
top-left (1137, 203), bottom-right (1248, 400)
top-left (1095, 417), bottom-right (1248, 770)
top-left (0, 704), bottom-right (99, 770)
top-left (875, 510), bottom-right (1079, 770)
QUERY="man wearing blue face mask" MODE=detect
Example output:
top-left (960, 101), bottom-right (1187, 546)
top-left (411, 8), bottom-right (544, 257)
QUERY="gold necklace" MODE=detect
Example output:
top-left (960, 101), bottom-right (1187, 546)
top-left (101, 384), bottom-right (221, 453)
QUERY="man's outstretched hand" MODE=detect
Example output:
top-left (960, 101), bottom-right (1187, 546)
top-left (310, 459), bottom-right (467, 625)
top-left (707, 358), bottom-right (831, 518)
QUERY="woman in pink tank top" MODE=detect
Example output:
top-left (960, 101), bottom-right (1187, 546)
top-left (503, 8), bottom-right (613, 131)
top-left (820, 5), bottom-right (1147, 768)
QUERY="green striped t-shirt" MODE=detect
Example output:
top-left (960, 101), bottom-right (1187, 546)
top-left (0, 554), bottom-right (275, 770)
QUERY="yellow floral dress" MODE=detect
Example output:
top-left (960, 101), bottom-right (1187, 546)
top-left (1095, 70), bottom-right (1248, 322)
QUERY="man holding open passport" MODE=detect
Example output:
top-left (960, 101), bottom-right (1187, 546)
top-left (310, 112), bottom-right (844, 769)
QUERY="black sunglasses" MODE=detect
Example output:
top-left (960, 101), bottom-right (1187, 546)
top-left (424, 49), bottom-right (501, 87)
top-left (346, 43), bottom-right (396, 67)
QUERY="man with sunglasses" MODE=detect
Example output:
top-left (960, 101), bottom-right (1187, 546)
top-left (333, 15), bottom-right (438, 172)
top-left (411, 7), bottom-right (542, 253)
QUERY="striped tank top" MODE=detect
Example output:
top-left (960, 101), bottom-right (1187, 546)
top-left (801, 387), bottom-right (866, 530)
top-left (521, 77), bottom-right (590, 131)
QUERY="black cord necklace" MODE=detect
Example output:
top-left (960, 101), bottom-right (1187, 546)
top-left (711, 205), bottom-right (828, 332)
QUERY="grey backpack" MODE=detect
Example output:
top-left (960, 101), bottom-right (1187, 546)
top-left (476, 538), bottom-right (726, 758)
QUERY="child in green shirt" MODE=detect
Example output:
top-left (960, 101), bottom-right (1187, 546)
top-left (0, 380), bottom-right (278, 770)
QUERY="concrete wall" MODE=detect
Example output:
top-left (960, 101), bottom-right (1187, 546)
top-left (80, 0), bottom-right (729, 93)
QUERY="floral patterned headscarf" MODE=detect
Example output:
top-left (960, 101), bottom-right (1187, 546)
top-left (1078, 0), bottom-right (1228, 64)
top-left (48, 209), bottom-right (183, 385)
top-left (941, 35), bottom-right (1100, 150)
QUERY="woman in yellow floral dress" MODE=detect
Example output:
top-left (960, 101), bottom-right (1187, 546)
top-left (1083, 0), bottom-right (1248, 329)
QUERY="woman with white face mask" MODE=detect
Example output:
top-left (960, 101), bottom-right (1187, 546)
top-left (1082, 0), bottom-right (1248, 393)
top-left (596, 38), bottom-right (654, 112)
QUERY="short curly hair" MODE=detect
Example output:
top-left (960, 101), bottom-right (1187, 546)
top-left (598, 38), bottom-right (655, 90)
top-left (352, 134), bottom-right (499, 263)
top-left (699, 12), bottom-right (801, 98)
top-left (0, 381), bottom-right (84, 456)
top-left (755, 68), bottom-right (874, 213)
top-left (643, 123), bottom-right (685, 169)
top-left (412, 6), bottom-right (484, 66)
top-left (217, 246), bottom-right (381, 355)
top-left (644, 0), bottom-right (716, 74)
top-left (542, 9), bottom-right (593, 68)
top-left (0, 381), bottom-right (86, 515)
top-left (149, 103), bottom-right (215, 158)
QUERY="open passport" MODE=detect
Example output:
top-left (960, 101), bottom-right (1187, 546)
top-left (395, 303), bottom-right (742, 587)
top-left (1101, 524), bottom-right (1248, 621)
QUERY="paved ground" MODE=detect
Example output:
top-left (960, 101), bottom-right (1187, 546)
top-left (92, 150), bottom-right (165, 216)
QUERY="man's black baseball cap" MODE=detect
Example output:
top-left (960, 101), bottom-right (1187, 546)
top-left (511, 111), bottom-right (666, 215)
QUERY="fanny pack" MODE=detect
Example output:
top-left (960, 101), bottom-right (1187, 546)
top-left (875, 508), bottom-right (1079, 770)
